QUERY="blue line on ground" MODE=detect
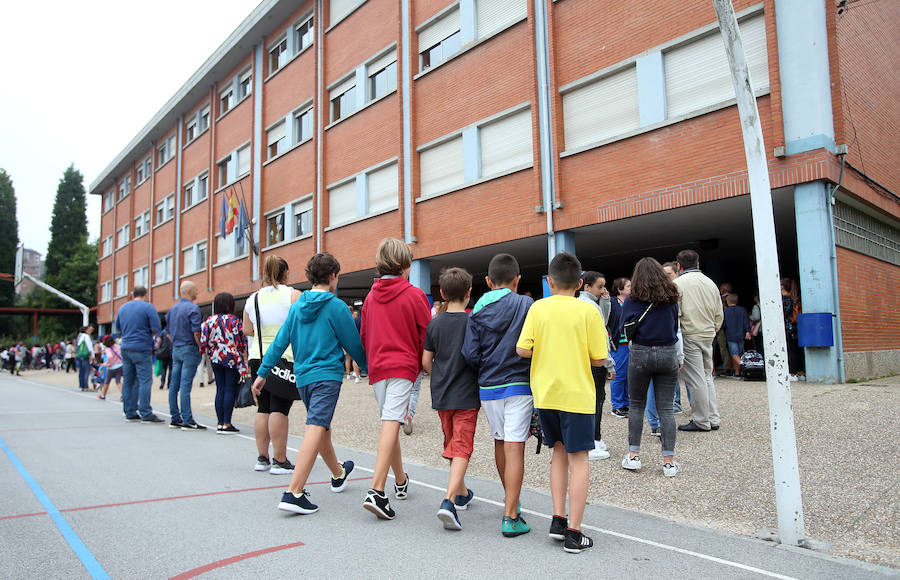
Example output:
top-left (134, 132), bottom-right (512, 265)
top-left (0, 435), bottom-right (111, 580)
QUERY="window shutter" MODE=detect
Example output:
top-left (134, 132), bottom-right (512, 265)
top-left (367, 163), bottom-right (398, 213)
top-left (329, 75), bottom-right (356, 99)
top-left (330, 0), bottom-right (358, 24)
top-left (741, 15), bottom-right (769, 92)
top-left (294, 198), bottom-right (313, 215)
top-left (480, 108), bottom-right (533, 177)
top-left (563, 65), bottom-right (640, 150)
top-left (328, 181), bottom-right (357, 225)
top-left (418, 8), bottom-right (461, 52)
top-left (368, 50), bottom-right (397, 74)
top-left (237, 146), bottom-right (251, 176)
top-left (420, 136), bottom-right (464, 197)
top-left (183, 248), bottom-right (194, 274)
top-left (476, 0), bottom-right (526, 39)
top-left (267, 122), bottom-right (286, 146)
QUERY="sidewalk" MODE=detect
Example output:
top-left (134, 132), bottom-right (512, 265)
top-left (22, 367), bottom-right (900, 570)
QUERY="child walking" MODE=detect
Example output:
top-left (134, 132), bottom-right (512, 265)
top-left (422, 268), bottom-right (479, 530)
top-left (252, 253), bottom-right (366, 515)
top-left (461, 254), bottom-right (534, 537)
top-left (360, 239), bottom-right (432, 520)
top-left (516, 252), bottom-right (609, 553)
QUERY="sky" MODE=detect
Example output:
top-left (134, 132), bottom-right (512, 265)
top-left (0, 0), bottom-right (262, 257)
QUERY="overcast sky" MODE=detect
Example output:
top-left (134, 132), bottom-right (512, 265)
top-left (0, 0), bottom-right (262, 256)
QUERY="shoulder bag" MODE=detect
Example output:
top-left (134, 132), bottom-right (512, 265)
top-left (254, 293), bottom-right (301, 401)
top-left (623, 303), bottom-right (654, 343)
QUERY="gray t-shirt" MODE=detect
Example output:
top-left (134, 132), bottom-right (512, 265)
top-left (423, 312), bottom-right (479, 410)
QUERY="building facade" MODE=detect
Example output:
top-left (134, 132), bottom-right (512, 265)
top-left (90, 0), bottom-right (900, 382)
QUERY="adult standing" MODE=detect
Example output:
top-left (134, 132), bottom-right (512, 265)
top-left (75, 326), bottom-right (94, 389)
top-left (64, 340), bottom-right (76, 373)
top-left (200, 292), bottom-right (248, 434)
top-left (781, 278), bottom-right (805, 380)
top-left (674, 250), bottom-right (723, 432)
top-left (577, 271), bottom-right (614, 460)
top-left (167, 281), bottom-right (205, 430)
top-left (156, 327), bottom-right (173, 389)
top-left (115, 287), bottom-right (164, 423)
top-left (244, 255), bottom-right (300, 473)
top-left (607, 278), bottom-right (631, 418)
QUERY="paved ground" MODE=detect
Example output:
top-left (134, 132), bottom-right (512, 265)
top-left (2, 370), bottom-right (897, 579)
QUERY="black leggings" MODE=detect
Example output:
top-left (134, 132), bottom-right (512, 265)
top-left (592, 366), bottom-right (607, 441)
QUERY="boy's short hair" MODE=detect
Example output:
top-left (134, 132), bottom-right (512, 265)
top-left (375, 238), bottom-right (412, 276)
top-left (487, 253), bottom-right (520, 285)
top-left (439, 267), bottom-right (472, 303)
top-left (548, 252), bottom-right (582, 290)
top-left (306, 252), bottom-right (341, 285)
top-left (582, 271), bottom-right (604, 287)
top-left (726, 293), bottom-right (739, 305)
top-left (676, 249), bottom-right (700, 270)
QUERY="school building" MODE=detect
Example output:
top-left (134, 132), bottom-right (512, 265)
top-left (89, 0), bottom-right (900, 383)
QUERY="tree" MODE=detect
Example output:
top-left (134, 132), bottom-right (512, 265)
top-left (0, 169), bottom-right (19, 308)
top-left (45, 164), bottom-right (88, 282)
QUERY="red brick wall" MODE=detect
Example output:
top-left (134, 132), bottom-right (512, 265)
top-left (836, 247), bottom-right (900, 352)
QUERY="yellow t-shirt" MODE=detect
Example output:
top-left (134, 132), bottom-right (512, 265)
top-left (516, 295), bottom-right (609, 414)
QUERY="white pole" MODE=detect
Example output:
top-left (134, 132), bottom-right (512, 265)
top-left (712, 0), bottom-right (806, 546)
top-left (21, 272), bottom-right (91, 327)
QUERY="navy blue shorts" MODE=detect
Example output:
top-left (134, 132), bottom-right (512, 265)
top-left (298, 380), bottom-right (341, 429)
top-left (538, 409), bottom-right (594, 453)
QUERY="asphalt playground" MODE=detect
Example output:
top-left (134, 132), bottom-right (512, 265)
top-left (0, 373), bottom-right (896, 579)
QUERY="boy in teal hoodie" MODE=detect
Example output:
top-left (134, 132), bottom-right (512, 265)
top-left (253, 253), bottom-right (367, 514)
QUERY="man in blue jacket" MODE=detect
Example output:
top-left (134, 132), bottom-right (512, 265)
top-left (115, 286), bottom-right (163, 423)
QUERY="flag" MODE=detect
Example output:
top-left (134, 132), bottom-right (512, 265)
top-left (225, 189), bottom-right (239, 234)
top-left (219, 194), bottom-right (227, 238)
top-left (236, 200), bottom-right (249, 244)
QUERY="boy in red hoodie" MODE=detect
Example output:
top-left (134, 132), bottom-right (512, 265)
top-left (361, 238), bottom-right (432, 519)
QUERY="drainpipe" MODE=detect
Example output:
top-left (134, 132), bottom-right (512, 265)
top-left (533, 0), bottom-right (556, 260)
top-left (401, 0), bottom-right (414, 244)
top-left (252, 43), bottom-right (263, 280)
top-left (315, 0), bottom-right (324, 253)
top-left (827, 156), bottom-right (847, 382)
top-left (148, 140), bottom-right (155, 302)
top-left (208, 86), bottom-right (216, 292)
top-left (174, 117), bottom-right (184, 300)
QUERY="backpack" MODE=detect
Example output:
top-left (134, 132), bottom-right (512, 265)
top-left (76, 338), bottom-right (90, 359)
top-left (529, 409), bottom-right (544, 454)
top-left (157, 332), bottom-right (172, 359)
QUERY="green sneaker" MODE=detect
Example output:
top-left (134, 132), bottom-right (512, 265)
top-left (501, 516), bottom-right (531, 537)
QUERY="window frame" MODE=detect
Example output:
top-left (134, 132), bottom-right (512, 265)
top-left (153, 255), bottom-right (174, 285)
top-left (100, 281), bottom-right (111, 303)
top-left (114, 274), bottom-right (129, 298)
top-left (155, 194), bottom-right (175, 226)
top-left (117, 224), bottom-right (130, 248)
top-left (269, 36), bottom-right (288, 74)
top-left (182, 241), bottom-right (208, 275)
top-left (101, 236), bottom-right (112, 258)
top-left (238, 69), bottom-right (252, 100)
top-left (132, 265), bottom-right (150, 289)
top-left (133, 211), bottom-right (151, 239)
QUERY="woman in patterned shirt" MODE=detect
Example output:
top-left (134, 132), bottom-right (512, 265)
top-left (201, 292), bottom-right (248, 434)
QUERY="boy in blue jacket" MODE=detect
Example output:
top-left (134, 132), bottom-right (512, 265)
top-left (253, 253), bottom-right (367, 515)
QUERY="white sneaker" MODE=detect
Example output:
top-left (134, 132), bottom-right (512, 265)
top-left (663, 461), bottom-right (681, 477)
top-left (621, 454), bottom-right (642, 471)
top-left (597, 439), bottom-right (607, 451)
top-left (588, 447), bottom-right (610, 460)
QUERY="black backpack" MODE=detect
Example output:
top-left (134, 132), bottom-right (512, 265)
top-left (157, 332), bottom-right (172, 359)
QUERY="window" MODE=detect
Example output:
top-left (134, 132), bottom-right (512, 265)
top-left (117, 224), bottom-right (130, 248)
top-left (267, 121), bottom-right (286, 160)
top-left (219, 145), bottom-right (250, 186)
top-left (330, 77), bottom-right (356, 122)
top-left (103, 190), bottom-right (114, 212)
top-left (197, 173), bottom-right (208, 201)
top-left (220, 87), bottom-right (234, 115)
top-left (136, 157), bottom-right (151, 184)
top-left (330, 0), bottom-right (363, 26)
top-left (183, 181), bottom-right (195, 207)
top-left (269, 37), bottom-right (288, 73)
top-left (296, 16), bottom-right (314, 52)
top-left (100, 281), bottom-right (111, 303)
top-left (217, 230), bottom-right (247, 262)
top-left (199, 106), bottom-right (210, 132)
top-left (293, 199), bottom-right (313, 237)
top-left (563, 66), bottom-right (639, 151)
top-left (118, 176), bottom-right (131, 201)
top-left (295, 107), bottom-right (313, 143)
top-left (134, 211), bottom-right (151, 238)
top-left (133, 265), bottom-right (149, 289)
top-left (238, 69), bottom-right (252, 100)
top-left (267, 212), bottom-right (285, 246)
top-left (328, 162), bottom-right (398, 227)
top-left (154, 255), bottom-right (173, 284)
top-left (185, 118), bottom-right (197, 142)
top-left (420, 135), bottom-right (464, 197)
top-left (115, 274), bottom-right (129, 298)
top-left (367, 52), bottom-right (397, 101)
top-left (155, 194), bottom-right (175, 225)
top-left (418, 9), bottom-right (461, 71)
top-left (182, 173), bottom-right (207, 208)
top-left (328, 180), bottom-right (357, 226)
top-left (476, 0), bottom-right (527, 39)
top-left (237, 145), bottom-right (251, 177)
top-left (101, 236), bottom-right (112, 258)
top-left (183, 242), bottom-right (207, 274)
top-left (665, 13), bottom-right (768, 119)
top-left (217, 155), bottom-right (232, 186)
top-left (480, 108), bottom-right (533, 177)
top-left (158, 136), bottom-right (175, 166)
top-left (366, 163), bottom-right (398, 213)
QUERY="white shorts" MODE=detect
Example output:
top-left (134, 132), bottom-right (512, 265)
top-left (482, 395), bottom-right (533, 442)
top-left (372, 378), bottom-right (414, 422)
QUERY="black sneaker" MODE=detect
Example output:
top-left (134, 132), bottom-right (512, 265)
top-left (254, 455), bottom-right (271, 471)
top-left (124, 415), bottom-right (140, 422)
top-left (650, 427), bottom-right (661, 437)
top-left (278, 489), bottom-right (318, 514)
top-left (181, 421), bottom-right (207, 431)
top-left (610, 408), bottom-right (628, 418)
top-left (363, 489), bottom-right (395, 520)
top-left (394, 473), bottom-right (409, 500)
top-left (564, 528), bottom-right (594, 554)
top-left (270, 458), bottom-right (294, 475)
top-left (437, 499), bottom-right (461, 530)
top-left (331, 460), bottom-right (355, 493)
top-left (169, 420), bottom-right (183, 429)
top-left (549, 515), bottom-right (568, 541)
top-left (217, 425), bottom-right (239, 434)
top-left (453, 488), bottom-right (474, 510)
top-left (141, 414), bottom-right (164, 423)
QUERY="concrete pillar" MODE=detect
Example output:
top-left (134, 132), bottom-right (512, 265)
top-left (636, 51), bottom-right (666, 127)
top-left (410, 259), bottom-right (432, 297)
top-left (795, 182), bottom-right (842, 383)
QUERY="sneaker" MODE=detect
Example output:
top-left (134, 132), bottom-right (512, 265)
top-left (650, 427), bottom-right (661, 437)
top-left (270, 459), bottom-right (295, 475)
top-left (169, 420), bottom-right (183, 429)
top-left (453, 488), bottom-right (474, 510)
top-left (254, 456), bottom-right (271, 471)
top-left (589, 440), bottom-right (610, 460)
top-left (501, 516), bottom-right (531, 537)
top-left (597, 439), bottom-right (607, 451)
top-left (354, 376), bottom-right (361, 384)
top-left (180, 421), bottom-right (207, 431)
top-left (363, 489), bottom-right (395, 520)
top-left (621, 454), bottom-right (642, 471)
top-left (402, 412), bottom-right (413, 435)
top-left (124, 416), bottom-right (140, 422)
top-left (663, 461), bottom-right (681, 477)
top-left (141, 414), bottom-right (164, 423)
top-left (610, 408), bottom-right (628, 418)
top-left (710, 424), bottom-right (720, 431)
top-left (437, 499), bottom-right (462, 530)
top-left (549, 515), bottom-right (568, 541)
top-left (218, 425), bottom-right (239, 434)
top-left (331, 460), bottom-right (355, 493)
top-left (564, 528), bottom-right (594, 553)
top-left (394, 474), bottom-right (409, 500)
top-left (278, 489), bottom-right (318, 515)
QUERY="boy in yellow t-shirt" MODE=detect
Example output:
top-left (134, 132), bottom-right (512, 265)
top-left (516, 252), bottom-right (608, 554)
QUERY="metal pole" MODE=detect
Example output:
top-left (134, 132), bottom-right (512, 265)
top-left (533, 0), bottom-right (556, 261)
top-left (21, 272), bottom-right (90, 327)
top-left (712, 0), bottom-right (806, 546)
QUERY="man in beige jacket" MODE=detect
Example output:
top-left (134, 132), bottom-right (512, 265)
top-left (673, 250), bottom-right (723, 432)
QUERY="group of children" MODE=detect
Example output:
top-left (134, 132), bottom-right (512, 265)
top-left (252, 239), bottom-right (608, 554)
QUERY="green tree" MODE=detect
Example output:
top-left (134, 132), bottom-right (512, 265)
top-left (45, 164), bottom-right (88, 282)
top-left (0, 169), bottom-right (19, 308)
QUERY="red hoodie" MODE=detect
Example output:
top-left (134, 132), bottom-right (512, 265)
top-left (360, 276), bottom-right (432, 384)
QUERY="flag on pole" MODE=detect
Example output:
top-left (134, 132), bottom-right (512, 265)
top-left (236, 200), bottom-right (249, 244)
top-left (219, 194), bottom-right (227, 238)
top-left (225, 189), bottom-right (239, 234)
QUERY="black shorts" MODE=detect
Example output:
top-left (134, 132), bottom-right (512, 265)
top-left (249, 360), bottom-right (294, 416)
top-left (538, 409), bottom-right (594, 453)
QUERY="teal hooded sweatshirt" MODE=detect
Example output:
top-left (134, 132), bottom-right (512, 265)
top-left (257, 290), bottom-right (367, 387)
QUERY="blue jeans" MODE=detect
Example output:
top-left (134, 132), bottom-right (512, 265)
top-left (170, 345), bottom-right (201, 424)
top-left (610, 345), bottom-right (630, 410)
top-left (212, 363), bottom-right (240, 425)
top-left (121, 349), bottom-right (154, 419)
top-left (76, 358), bottom-right (91, 390)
